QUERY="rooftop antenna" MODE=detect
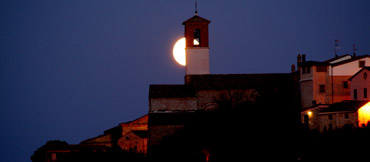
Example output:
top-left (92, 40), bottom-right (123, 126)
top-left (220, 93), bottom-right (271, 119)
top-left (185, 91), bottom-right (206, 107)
top-left (195, 1), bottom-right (198, 15)
top-left (334, 39), bottom-right (342, 57)
top-left (353, 43), bottom-right (357, 57)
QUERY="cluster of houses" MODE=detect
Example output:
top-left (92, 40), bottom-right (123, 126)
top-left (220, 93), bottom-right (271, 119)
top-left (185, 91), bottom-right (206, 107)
top-left (34, 12), bottom-right (370, 162)
top-left (299, 54), bottom-right (370, 132)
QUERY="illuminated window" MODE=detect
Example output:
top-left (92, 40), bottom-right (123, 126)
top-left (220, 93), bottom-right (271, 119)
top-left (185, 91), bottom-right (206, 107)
top-left (194, 29), bottom-right (200, 45)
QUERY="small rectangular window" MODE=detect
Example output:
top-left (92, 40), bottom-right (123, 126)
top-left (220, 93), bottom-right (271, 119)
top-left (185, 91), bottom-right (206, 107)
top-left (304, 115), bottom-right (309, 125)
top-left (329, 115), bottom-right (333, 120)
top-left (193, 29), bottom-right (200, 46)
top-left (343, 81), bottom-right (348, 89)
top-left (359, 61), bottom-right (365, 68)
top-left (319, 85), bottom-right (325, 93)
top-left (354, 89), bottom-right (358, 99)
top-left (312, 100), bottom-right (317, 105)
top-left (345, 113), bottom-right (349, 119)
top-left (364, 88), bottom-right (368, 98)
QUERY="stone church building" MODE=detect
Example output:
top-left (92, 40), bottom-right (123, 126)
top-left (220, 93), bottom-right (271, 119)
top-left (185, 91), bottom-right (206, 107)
top-left (147, 13), bottom-right (300, 150)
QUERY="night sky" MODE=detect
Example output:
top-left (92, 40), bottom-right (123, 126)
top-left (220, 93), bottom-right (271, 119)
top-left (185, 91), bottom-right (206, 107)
top-left (1, 0), bottom-right (370, 161)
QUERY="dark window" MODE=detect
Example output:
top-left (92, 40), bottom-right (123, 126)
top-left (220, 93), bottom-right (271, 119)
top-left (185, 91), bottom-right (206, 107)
top-left (319, 85), bottom-right (325, 93)
top-left (316, 65), bottom-right (327, 72)
top-left (312, 100), bottom-right (317, 105)
top-left (345, 113), bottom-right (349, 119)
top-left (364, 88), bottom-right (368, 98)
top-left (343, 81), bottom-right (348, 89)
top-left (354, 89), bottom-right (358, 99)
top-left (306, 66), bottom-right (310, 73)
top-left (329, 115), bottom-right (333, 120)
top-left (194, 29), bottom-right (200, 45)
top-left (359, 60), bottom-right (365, 68)
top-left (304, 115), bottom-right (309, 125)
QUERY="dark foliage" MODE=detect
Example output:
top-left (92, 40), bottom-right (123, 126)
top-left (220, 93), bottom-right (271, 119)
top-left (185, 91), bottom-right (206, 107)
top-left (149, 99), bottom-right (300, 161)
top-left (31, 140), bottom-right (69, 162)
top-left (298, 124), bottom-right (370, 160)
top-left (31, 140), bottom-right (147, 162)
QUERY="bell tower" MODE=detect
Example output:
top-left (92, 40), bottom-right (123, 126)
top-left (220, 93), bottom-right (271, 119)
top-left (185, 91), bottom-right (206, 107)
top-left (182, 12), bottom-right (211, 75)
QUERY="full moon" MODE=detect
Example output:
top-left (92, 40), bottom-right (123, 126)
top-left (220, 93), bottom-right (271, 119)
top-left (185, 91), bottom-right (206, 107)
top-left (173, 37), bottom-right (186, 66)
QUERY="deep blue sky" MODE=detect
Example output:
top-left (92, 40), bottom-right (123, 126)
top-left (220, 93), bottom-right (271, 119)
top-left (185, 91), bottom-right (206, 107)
top-left (1, 0), bottom-right (370, 161)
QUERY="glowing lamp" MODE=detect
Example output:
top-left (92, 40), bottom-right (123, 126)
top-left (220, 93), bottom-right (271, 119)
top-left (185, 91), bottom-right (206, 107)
top-left (358, 101), bottom-right (370, 127)
top-left (308, 111), bottom-right (312, 116)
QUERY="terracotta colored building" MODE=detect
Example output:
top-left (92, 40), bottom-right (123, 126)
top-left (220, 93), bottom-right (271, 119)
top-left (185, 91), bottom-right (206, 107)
top-left (301, 100), bottom-right (368, 132)
top-left (349, 67), bottom-right (370, 100)
top-left (298, 54), bottom-right (370, 109)
top-left (118, 115), bottom-right (148, 153)
top-left (81, 115), bottom-right (148, 154)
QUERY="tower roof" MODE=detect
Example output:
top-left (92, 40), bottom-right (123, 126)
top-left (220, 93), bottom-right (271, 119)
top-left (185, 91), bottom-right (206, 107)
top-left (182, 15), bottom-right (211, 25)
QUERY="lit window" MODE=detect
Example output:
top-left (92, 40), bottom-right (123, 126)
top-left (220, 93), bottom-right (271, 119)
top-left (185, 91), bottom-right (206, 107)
top-left (194, 29), bottom-right (200, 45)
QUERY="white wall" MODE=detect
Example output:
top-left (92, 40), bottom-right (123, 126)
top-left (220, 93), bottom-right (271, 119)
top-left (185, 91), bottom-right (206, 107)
top-left (185, 47), bottom-right (209, 75)
top-left (332, 57), bottom-right (370, 76)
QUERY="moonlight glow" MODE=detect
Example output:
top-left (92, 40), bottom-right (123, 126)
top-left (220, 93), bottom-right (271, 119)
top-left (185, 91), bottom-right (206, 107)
top-left (173, 38), bottom-right (186, 66)
top-left (173, 37), bottom-right (199, 66)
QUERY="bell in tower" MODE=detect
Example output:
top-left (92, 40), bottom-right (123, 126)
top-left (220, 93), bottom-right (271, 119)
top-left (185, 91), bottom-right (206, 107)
top-left (182, 13), bottom-right (211, 75)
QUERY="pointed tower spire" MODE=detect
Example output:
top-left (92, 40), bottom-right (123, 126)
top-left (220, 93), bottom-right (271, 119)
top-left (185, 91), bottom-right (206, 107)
top-left (195, 1), bottom-right (198, 15)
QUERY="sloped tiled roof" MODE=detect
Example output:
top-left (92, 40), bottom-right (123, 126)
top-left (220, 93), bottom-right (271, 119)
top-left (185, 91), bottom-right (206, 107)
top-left (320, 100), bottom-right (369, 113)
top-left (182, 15), bottom-right (211, 25)
top-left (331, 55), bottom-right (370, 66)
top-left (348, 66), bottom-right (370, 81)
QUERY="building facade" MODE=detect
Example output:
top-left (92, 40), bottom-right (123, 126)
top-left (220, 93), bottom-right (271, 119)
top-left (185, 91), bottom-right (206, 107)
top-left (349, 67), bottom-right (370, 100)
top-left (81, 115), bottom-right (148, 154)
top-left (301, 100), bottom-right (368, 132)
top-left (298, 54), bottom-right (370, 109)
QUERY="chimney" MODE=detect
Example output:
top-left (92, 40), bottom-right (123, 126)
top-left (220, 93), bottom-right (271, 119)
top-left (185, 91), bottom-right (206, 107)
top-left (297, 54), bottom-right (302, 64)
top-left (302, 54), bottom-right (306, 62)
top-left (291, 64), bottom-right (296, 73)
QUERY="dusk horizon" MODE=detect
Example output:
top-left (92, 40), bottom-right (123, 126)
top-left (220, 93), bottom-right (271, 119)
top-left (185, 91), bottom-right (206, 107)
top-left (1, 0), bottom-right (370, 161)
